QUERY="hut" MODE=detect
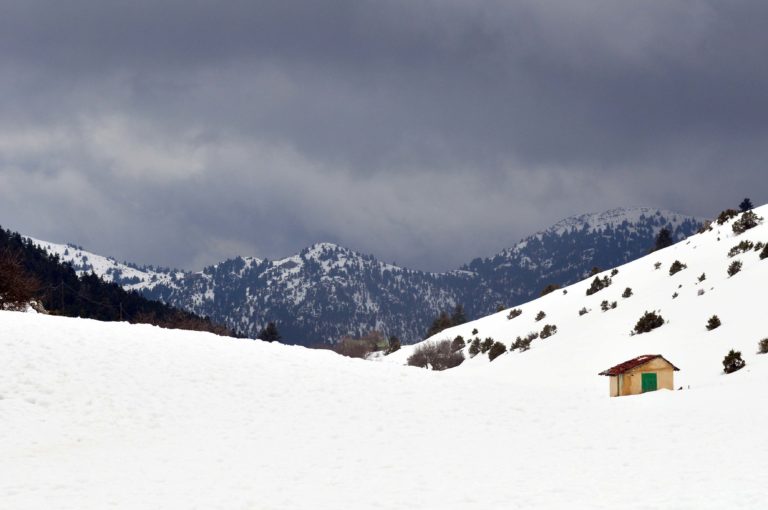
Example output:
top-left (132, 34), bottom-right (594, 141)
top-left (599, 354), bottom-right (679, 397)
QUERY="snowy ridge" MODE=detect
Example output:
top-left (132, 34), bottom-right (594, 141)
top-left (388, 205), bottom-right (768, 392)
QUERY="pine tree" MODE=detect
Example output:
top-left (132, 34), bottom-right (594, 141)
top-left (653, 227), bottom-right (674, 251)
top-left (258, 322), bottom-right (282, 342)
top-left (739, 197), bottom-right (754, 212)
top-left (450, 304), bottom-right (467, 326)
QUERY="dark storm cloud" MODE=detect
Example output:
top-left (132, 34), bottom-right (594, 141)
top-left (1, 0), bottom-right (767, 270)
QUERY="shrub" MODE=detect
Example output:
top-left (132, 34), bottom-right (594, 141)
top-left (754, 242), bottom-right (765, 251)
top-left (450, 335), bottom-right (465, 352)
top-left (698, 273), bottom-right (706, 282)
top-left (728, 240), bottom-right (754, 257)
top-left (634, 311), bottom-right (665, 334)
top-left (586, 276), bottom-right (612, 296)
top-left (468, 338), bottom-right (481, 357)
top-left (488, 341), bottom-right (507, 361)
top-left (672, 292), bottom-right (678, 299)
top-left (697, 220), bottom-right (713, 234)
top-left (540, 324), bottom-right (558, 339)
top-left (732, 211), bottom-right (763, 235)
top-left (385, 335), bottom-right (401, 355)
top-left (739, 197), bottom-right (754, 212)
top-left (510, 332), bottom-right (539, 352)
top-left (578, 307), bottom-right (589, 316)
top-left (589, 266), bottom-right (602, 277)
top-left (758, 339), bottom-right (768, 354)
top-left (669, 260), bottom-right (687, 276)
top-left (727, 260), bottom-right (743, 277)
top-left (540, 283), bottom-right (561, 296)
top-left (535, 310), bottom-right (546, 321)
top-left (611, 268), bottom-right (619, 276)
top-left (507, 308), bottom-right (522, 320)
top-left (722, 349), bottom-right (745, 374)
top-left (600, 300), bottom-right (610, 312)
top-left (407, 340), bottom-right (465, 371)
top-left (697, 289), bottom-right (705, 296)
top-left (716, 209), bottom-right (740, 225)
top-left (654, 262), bottom-right (662, 270)
top-left (471, 328), bottom-right (478, 335)
top-left (706, 315), bottom-right (721, 331)
top-left (761, 245), bottom-right (768, 260)
top-left (622, 287), bottom-right (633, 298)
top-left (611, 301), bottom-right (617, 309)
top-left (480, 337), bottom-right (495, 354)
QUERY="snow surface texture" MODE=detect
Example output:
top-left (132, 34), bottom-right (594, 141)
top-left (2, 207), bottom-right (767, 509)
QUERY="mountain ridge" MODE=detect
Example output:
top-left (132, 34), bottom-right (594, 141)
top-left (28, 207), bottom-right (703, 344)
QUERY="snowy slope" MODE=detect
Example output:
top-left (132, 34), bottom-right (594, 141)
top-left (388, 206), bottom-right (768, 393)
top-left (2, 290), bottom-right (768, 508)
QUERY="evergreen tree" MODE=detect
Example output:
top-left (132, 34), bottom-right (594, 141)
top-left (653, 227), bottom-right (674, 252)
top-left (739, 197), bottom-right (754, 212)
top-left (258, 322), bottom-right (282, 342)
top-left (450, 304), bottom-right (467, 326)
top-left (426, 311), bottom-right (453, 338)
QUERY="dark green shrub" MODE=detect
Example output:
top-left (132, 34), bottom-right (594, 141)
top-left (407, 340), bottom-right (465, 370)
top-left (739, 198), bottom-right (754, 211)
top-left (669, 260), bottom-right (687, 276)
top-left (578, 307), bottom-right (589, 316)
top-left (728, 240), bottom-right (754, 257)
top-left (471, 328), bottom-right (478, 335)
top-left (706, 315), bottom-right (721, 331)
top-left (732, 211), bottom-right (762, 234)
top-left (507, 308), bottom-right (522, 320)
top-left (488, 341), bottom-right (507, 361)
top-left (760, 245), bottom-right (768, 260)
top-left (535, 310), bottom-right (546, 322)
top-left (634, 311), bottom-right (665, 334)
top-left (654, 262), bottom-right (662, 270)
top-left (589, 266), bottom-right (602, 277)
top-left (450, 335), bottom-right (465, 352)
top-left (698, 273), bottom-right (706, 282)
top-left (540, 283), bottom-right (561, 296)
top-left (510, 332), bottom-right (539, 352)
top-left (540, 324), bottom-right (558, 339)
top-left (672, 292), bottom-right (678, 299)
top-left (601, 300), bottom-right (610, 312)
top-left (722, 350), bottom-right (745, 374)
top-left (611, 268), bottom-right (619, 276)
top-left (480, 337), bottom-right (494, 354)
top-left (586, 276), bottom-right (612, 296)
top-left (727, 260), bottom-right (742, 277)
top-left (622, 287), bottom-right (633, 298)
top-left (716, 209), bottom-right (740, 225)
top-left (468, 338), bottom-right (481, 357)
top-left (758, 339), bottom-right (768, 354)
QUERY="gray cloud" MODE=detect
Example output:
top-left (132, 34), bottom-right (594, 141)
top-left (1, 0), bottom-right (767, 271)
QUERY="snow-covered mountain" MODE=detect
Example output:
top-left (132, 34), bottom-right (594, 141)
top-left (2, 208), bottom-right (767, 509)
top-left (387, 205), bottom-right (768, 384)
top-left (28, 207), bottom-right (701, 344)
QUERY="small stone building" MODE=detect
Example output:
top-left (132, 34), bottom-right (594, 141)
top-left (599, 354), bottom-right (679, 397)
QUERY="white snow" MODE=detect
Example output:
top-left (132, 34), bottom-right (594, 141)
top-left (2, 206), bottom-right (768, 509)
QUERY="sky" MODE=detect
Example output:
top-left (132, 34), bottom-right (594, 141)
top-left (1, 0), bottom-right (767, 272)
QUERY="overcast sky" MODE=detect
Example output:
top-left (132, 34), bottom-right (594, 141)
top-left (1, 0), bottom-right (767, 271)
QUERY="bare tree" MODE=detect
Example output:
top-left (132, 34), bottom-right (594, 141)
top-left (0, 249), bottom-right (40, 310)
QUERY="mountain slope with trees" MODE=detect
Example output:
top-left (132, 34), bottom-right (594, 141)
top-left (29, 208), bottom-right (701, 345)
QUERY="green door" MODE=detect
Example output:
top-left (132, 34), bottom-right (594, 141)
top-left (641, 373), bottom-right (658, 393)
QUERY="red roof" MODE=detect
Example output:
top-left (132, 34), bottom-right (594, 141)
top-left (598, 354), bottom-right (679, 376)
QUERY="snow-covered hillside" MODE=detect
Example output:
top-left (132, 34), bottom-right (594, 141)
top-left (2, 269), bottom-right (767, 509)
top-left (388, 206), bottom-right (768, 392)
